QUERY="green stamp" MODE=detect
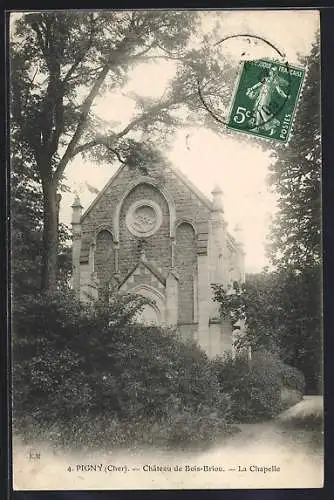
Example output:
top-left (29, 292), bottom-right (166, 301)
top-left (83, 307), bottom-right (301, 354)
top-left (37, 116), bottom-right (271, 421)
top-left (227, 59), bottom-right (305, 142)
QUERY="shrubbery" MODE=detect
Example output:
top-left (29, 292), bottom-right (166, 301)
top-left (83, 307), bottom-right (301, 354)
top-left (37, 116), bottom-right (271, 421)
top-left (212, 350), bottom-right (305, 423)
top-left (13, 291), bottom-right (231, 450)
top-left (280, 363), bottom-right (306, 394)
top-left (13, 289), bottom-right (308, 446)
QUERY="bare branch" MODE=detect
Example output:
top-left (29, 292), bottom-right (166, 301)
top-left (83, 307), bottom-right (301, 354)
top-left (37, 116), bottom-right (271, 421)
top-left (54, 63), bottom-right (111, 184)
top-left (28, 64), bottom-right (40, 88)
top-left (104, 146), bottom-right (126, 164)
top-left (54, 21), bottom-right (162, 182)
top-left (116, 100), bottom-right (173, 138)
top-left (71, 102), bottom-right (175, 158)
top-left (71, 97), bottom-right (186, 160)
top-left (134, 54), bottom-right (184, 62)
top-left (64, 65), bottom-right (105, 83)
top-left (155, 41), bottom-right (186, 59)
top-left (131, 42), bottom-right (156, 58)
top-left (62, 53), bottom-right (90, 85)
top-left (72, 137), bottom-right (126, 164)
top-left (72, 138), bottom-right (102, 156)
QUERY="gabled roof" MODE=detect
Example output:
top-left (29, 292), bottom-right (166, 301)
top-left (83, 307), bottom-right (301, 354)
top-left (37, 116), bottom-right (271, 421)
top-left (80, 162), bottom-right (214, 223)
top-left (119, 258), bottom-right (166, 290)
top-left (166, 165), bottom-right (214, 210)
top-left (80, 165), bottom-right (123, 223)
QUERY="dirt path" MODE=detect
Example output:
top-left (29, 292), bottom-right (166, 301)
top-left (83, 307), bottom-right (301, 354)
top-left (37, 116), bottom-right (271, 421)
top-left (278, 394), bottom-right (323, 422)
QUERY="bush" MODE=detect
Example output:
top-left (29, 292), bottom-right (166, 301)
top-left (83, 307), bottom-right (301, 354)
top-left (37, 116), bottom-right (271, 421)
top-left (280, 363), bottom-right (306, 394)
top-left (13, 291), bottom-right (232, 450)
top-left (212, 350), bottom-right (284, 423)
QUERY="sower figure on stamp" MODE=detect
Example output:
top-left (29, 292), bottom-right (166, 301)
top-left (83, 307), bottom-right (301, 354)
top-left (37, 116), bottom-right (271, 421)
top-left (246, 66), bottom-right (289, 132)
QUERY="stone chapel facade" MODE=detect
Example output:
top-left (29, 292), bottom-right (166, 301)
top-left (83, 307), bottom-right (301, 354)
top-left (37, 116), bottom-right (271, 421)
top-left (71, 162), bottom-right (245, 358)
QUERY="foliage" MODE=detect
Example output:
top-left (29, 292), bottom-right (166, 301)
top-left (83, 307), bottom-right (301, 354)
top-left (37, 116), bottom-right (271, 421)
top-left (13, 290), bottom-right (231, 450)
top-left (212, 350), bottom-right (290, 423)
top-left (11, 150), bottom-right (71, 296)
top-left (245, 269), bottom-right (321, 393)
top-left (280, 364), bottom-right (305, 394)
top-left (10, 11), bottom-right (239, 291)
top-left (211, 281), bottom-right (246, 326)
top-left (265, 37), bottom-right (322, 392)
top-left (212, 351), bottom-right (282, 423)
top-left (210, 37), bottom-right (322, 393)
top-left (11, 157), bottom-right (43, 294)
top-left (267, 37), bottom-right (321, 270)
top-left (212, 267), bottom-right (321, 393)
top-left (212, 278), bottom-right (279, 354)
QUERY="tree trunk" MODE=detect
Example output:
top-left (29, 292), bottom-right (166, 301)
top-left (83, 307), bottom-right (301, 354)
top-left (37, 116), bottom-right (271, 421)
top-left (41, 181), bottom-right (59, 293)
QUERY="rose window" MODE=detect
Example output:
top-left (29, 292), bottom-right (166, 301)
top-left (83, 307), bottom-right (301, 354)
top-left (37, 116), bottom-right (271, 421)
top-left (126, 200), bottom-right (162, 237)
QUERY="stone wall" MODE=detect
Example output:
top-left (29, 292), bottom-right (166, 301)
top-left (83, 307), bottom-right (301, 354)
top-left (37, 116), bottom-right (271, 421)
top-left (80, 164), bottom-right (211, 256)
top-left (95, 229), bottom-right (114, 301)
top-left (175, 222), bottom-right (197, 324)
top-left (119, 183), bottom-right (171, 276)
top-left (76, 163), bottom-right (239, 357)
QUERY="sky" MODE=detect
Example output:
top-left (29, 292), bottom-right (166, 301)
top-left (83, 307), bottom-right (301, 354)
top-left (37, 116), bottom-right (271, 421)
top-left (58, 9), bottom-right (319, 273)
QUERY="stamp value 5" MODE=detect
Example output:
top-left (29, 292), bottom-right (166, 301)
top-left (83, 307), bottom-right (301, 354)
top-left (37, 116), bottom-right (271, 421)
top-left (227, 59), bottom-right (305, 143)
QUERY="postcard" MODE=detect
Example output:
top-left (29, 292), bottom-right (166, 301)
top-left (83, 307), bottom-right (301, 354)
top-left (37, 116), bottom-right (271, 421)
top-left (10, 9), bottom-right (323, 490)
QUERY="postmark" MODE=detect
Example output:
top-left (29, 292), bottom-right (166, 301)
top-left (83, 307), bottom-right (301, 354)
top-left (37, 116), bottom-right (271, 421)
top-left (226, 59), bottom-right (305, 142)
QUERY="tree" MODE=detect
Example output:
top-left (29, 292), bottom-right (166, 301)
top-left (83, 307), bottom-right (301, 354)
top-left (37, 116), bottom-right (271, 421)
top-left (271, 267), bottom-right (321, 392)
top-left (212, 277), bottom-right (281, 354)
top-left (212, 270), bottom-right (321, 392)
top-left (267, 36), bottom-right (321, 270)
top-left (208, 36), bottom-right (322, 392)
top-left (265, 35), bottom-right (322, 392)
top-left (11, 154), bottom-right (43, 295)
top-left (246, 269), bottom-right (321, 392)
top-left (11, 137), bottom-right (71, 296)
top-left (11, 11), bottom-right (222, 293)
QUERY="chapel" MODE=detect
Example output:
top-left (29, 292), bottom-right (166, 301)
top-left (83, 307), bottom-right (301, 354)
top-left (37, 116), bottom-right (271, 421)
top-left (71, 162), bottom-right (245, 358)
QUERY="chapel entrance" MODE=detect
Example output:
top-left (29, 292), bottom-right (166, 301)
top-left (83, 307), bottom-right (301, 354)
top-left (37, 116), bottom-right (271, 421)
top-left (135, 303), bottom-right (160, 326)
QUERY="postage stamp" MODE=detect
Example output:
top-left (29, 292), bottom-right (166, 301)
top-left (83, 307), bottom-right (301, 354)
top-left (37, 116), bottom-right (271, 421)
top-left (227, 59), bottom-right (305, 142)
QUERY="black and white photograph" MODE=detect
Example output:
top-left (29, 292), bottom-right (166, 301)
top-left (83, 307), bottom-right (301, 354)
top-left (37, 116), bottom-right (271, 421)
top-left (10, 9), bottom-right (323, 490)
